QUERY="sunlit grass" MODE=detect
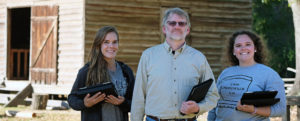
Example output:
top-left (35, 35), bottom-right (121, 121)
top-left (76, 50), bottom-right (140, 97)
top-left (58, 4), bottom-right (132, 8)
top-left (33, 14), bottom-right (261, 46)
top-left (0, 105), bottom-right (80, 121)
top-left (0, 105), bottom-right (297, 121)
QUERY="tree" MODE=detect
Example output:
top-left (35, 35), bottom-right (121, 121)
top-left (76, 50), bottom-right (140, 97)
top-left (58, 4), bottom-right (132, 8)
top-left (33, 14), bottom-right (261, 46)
top-left (253, 0), bottom-right (295, 78)
top-left (288, 0), bottom-right (300, 96)
top-left (254, 0), bottom-right (300, 95)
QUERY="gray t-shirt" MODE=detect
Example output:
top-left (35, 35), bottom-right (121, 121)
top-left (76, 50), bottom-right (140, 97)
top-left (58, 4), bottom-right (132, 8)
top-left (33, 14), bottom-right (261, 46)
top-left (207, 64), bottom-right (286, 121)
top-left (102, 62), bottom-right (127, 121)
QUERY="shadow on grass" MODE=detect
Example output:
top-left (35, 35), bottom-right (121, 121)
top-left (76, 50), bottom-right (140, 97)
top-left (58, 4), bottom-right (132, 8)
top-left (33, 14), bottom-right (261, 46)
top-left (0, 114), bottom-right (6, 118)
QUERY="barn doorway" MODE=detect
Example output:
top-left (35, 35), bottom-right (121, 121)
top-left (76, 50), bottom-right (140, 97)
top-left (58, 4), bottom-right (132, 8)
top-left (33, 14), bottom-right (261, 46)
top-left (7, 8), bottom-right (31, 80)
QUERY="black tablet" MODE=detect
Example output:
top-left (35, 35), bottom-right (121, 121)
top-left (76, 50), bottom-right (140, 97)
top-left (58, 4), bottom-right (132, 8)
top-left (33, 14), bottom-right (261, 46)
top-left (241, 98), bottom-right (280, 107)
top-left (241, 90), bottom-right (278, 100)
top-left (75, 82), bottom-right (118, 98)
top-left (186, 78), bottom-right (213, 103)
top-left (240, 90), bottom-right (280, 107)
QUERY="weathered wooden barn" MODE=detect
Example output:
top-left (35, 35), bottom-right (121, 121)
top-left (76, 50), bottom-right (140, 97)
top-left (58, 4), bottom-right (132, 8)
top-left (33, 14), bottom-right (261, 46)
top-left (0, 0), bottom-right (252, 97)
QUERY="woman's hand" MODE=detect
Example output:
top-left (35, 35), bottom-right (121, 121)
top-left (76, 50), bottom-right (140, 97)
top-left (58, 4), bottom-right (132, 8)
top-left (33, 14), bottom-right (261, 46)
top-left (236, 101), bottom-right (255, 114)
top-left (236, 101), bottom-right (271, 117)
top-left (105, 95), bottom-right (125, 105)
top-left (84, 92), bottom-right (106, 108)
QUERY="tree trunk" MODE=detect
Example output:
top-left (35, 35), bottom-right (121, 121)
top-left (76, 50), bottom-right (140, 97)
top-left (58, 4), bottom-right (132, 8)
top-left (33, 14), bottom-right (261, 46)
top-left (288, 0), bottom-right (300, 96)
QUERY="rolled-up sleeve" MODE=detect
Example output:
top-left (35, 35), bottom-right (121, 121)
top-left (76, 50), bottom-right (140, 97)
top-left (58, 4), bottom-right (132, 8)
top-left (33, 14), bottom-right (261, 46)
top-left (267, 73), bottom-right (286, 117)
top-left (197, 59), bottom-right (220, 114)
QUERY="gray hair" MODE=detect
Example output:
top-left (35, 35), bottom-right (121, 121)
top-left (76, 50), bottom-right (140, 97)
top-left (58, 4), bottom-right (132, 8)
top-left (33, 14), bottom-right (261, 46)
top-left (162, 8), bottom-right (191, 27)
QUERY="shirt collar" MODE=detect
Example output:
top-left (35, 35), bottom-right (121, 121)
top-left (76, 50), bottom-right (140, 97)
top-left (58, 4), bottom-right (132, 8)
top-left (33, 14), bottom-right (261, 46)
top-left (163, 41), bottom-right (186, 54)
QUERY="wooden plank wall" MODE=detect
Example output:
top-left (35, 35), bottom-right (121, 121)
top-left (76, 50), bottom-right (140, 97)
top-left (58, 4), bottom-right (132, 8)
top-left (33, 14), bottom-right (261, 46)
top-left (0, 2), bottom-right (5, 76)
top-left (189, 0), bottom-right (252, 76)
top-left (57, 0), bottom-right (85, 85)
top-left (85, 0), bottom-right (252, 77)
top-left (0, 0), bottom-right (85, 87)
top-left (85, 0), bottom-right (161, 73)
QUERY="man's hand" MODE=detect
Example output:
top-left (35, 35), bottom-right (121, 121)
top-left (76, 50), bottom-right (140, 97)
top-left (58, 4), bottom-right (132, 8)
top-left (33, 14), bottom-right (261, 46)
top-left (84, 92), bottom-right (106, 108)
top-left (180, 101), bottom-right (199, 114)
top-left (105, 95), bottom-right (125, 105)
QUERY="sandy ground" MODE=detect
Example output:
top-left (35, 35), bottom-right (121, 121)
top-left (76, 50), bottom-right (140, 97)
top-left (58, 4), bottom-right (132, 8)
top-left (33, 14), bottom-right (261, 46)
top-left (0, 105), bottom-right (297, 121)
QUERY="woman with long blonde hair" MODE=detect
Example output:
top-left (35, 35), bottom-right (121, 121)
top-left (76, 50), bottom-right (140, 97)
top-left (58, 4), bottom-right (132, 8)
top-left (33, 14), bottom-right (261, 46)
top-left (68, 26), bottom-right (135, 121)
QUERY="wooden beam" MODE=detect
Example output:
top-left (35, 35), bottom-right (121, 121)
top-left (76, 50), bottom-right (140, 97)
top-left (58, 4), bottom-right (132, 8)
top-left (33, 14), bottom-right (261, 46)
top-left (283, 78), bottom-right (296, 82)
top-left (286, 96), bottom-right (300, 106)
top-left (3, 83), bottom-right (33, 107)
top-left (31, 16), bottom-right (57, 20)
top-left (283, 96), bottom-right (300, 121)
top-left (17, 52), bottom-right (20, 77)
top-left (282, 105), bottom-right (291, 121)
top-left (32, 84), bottom-right (72, 95)
top-left (31, 68), bottom-right (55, 73)
top-left (0, 80), bottom-right (29, 92)
top-left (0, 94), bottom-right (31, 105)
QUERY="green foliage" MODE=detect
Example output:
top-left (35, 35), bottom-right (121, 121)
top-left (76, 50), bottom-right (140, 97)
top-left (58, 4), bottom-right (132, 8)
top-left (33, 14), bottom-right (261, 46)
top-left (253, 0), bottom-right (295, 77)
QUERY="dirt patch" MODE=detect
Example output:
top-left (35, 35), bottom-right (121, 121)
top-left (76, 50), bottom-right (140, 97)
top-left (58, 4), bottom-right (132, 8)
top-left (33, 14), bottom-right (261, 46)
top-left (0, 105), bottom-right (80, 121)
top-left (0, 105), bottom-right (297, 121)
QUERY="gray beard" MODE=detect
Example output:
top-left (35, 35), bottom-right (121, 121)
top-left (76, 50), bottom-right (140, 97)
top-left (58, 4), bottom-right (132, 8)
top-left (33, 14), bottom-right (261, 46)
top-left (170, 36), bottom-right (184, 41)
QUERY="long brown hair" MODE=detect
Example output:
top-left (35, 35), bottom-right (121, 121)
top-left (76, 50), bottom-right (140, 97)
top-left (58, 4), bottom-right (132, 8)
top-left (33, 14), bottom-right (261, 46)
top-left (227, 30), bottom-right (266, 66)
top-left (86, 26), bottom-right (119, 86)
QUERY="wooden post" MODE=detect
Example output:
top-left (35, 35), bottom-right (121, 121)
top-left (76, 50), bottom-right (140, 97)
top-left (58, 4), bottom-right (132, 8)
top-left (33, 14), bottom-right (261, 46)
top-left (297, 106), bottom-right (300, 121)
top-left (284, 96), bottom-right (300, 121)
top-left (282, 105), bottom-right (290, 121)
top-left (31, 93), bottom-right (48, 110)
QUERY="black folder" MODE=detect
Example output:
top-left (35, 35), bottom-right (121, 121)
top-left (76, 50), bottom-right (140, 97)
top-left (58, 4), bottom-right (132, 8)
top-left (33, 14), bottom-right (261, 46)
top-left (240, 90), bottom-right (280, 107)
top-left (186, 78), bottom-right (213, 103)
top-left (75, 82), bottom-right (118, 98)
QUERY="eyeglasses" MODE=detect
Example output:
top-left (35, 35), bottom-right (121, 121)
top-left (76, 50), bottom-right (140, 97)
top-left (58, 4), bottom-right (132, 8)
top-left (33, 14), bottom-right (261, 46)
top-left (167, 21), bottom-right (187, 27)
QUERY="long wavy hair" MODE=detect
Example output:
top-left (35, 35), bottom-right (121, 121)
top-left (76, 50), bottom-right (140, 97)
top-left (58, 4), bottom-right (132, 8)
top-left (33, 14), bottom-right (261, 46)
top-left (227, 30), bottom-right (266, 66)
top-left (86, 26), bottom-right (119, 86)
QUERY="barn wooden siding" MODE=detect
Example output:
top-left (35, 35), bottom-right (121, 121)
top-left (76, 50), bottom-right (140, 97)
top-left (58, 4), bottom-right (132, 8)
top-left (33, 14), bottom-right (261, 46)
top-left (0, 1), bottom-right (5, 76)
top-left (85, 0), bottom-right (161, 73)
top-left (0, 0), bottom-right (252, 94)
top-left (56, 0), bottom-right (85, 86)
top-left (0, 0), bottom-right (85, 89)
top-left (190, 0), bottom-right (252, 76)
top-left (84, 0), bottom-right (252, 77)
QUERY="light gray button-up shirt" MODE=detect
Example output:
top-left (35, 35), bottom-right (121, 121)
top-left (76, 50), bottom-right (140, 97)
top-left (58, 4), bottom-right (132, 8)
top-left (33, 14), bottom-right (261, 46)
top-left (130, 41), bottom-right (220, 121)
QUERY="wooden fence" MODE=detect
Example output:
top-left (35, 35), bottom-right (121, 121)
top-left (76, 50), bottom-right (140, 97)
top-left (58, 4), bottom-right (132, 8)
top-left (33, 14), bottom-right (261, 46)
top-left (283, 96), bottom-right (300, 121)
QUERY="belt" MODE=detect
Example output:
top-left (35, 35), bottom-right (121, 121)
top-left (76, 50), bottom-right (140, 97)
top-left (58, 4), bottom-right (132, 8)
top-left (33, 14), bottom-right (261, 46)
top-left (147, 115), bottom-right (196, 121)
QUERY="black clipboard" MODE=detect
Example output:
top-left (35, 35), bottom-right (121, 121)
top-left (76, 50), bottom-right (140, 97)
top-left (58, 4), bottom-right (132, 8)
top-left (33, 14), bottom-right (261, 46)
top-left (240, 90), bottom-right (280, 107)
top-left (75, 82), bottom-right (118, 98)
top-left (186, 78), bottom-right (213, 103)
